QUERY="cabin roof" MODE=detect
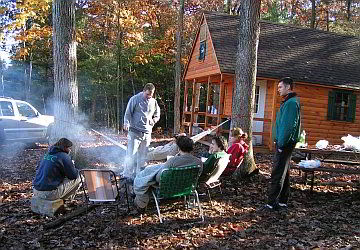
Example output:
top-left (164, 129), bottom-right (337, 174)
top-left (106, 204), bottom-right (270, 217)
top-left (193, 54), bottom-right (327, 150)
top-left (204, 11), bottom-right (360, 89)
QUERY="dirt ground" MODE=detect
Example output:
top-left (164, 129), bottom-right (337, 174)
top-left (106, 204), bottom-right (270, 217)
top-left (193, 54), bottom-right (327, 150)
top-left (0, 132), bottom-right (359, 249)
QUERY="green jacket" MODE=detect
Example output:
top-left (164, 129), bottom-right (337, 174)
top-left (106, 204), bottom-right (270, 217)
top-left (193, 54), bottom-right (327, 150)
top-left (199, 151), bottom-right (228, 182)
top-left (272, 93), bottom-right (301, 149)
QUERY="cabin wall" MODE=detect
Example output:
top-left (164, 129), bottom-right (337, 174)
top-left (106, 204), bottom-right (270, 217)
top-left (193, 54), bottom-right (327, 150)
top-left (264, 80), bottom-right (276, 148)
top-left (224, 81), bottom-right (233, 116)
top-left (294, 84), bottom-right (360, 146)
top-left (213, 79), bottom-right (360, 149)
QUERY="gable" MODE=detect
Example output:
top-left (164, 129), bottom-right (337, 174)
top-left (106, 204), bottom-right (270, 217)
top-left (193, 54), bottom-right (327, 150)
top-left (183, 16), bottom-right (221, 81)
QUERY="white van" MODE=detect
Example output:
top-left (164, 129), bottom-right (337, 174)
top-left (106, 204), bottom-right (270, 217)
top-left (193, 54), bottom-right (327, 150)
top-left (0, 97), bottom-right (54, 144)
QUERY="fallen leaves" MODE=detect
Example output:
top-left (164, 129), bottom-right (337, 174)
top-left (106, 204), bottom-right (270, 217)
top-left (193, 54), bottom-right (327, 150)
top-left (0, 136), bottom-right (359, 249)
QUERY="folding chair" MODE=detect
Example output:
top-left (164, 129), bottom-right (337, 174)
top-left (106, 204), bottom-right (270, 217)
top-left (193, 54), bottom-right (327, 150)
top-left (198, 154), bottom-right (230, 207)
top-left (80, 169), bottom-right (130, 217)
top-left (151, 164), bottom-right (203, 223)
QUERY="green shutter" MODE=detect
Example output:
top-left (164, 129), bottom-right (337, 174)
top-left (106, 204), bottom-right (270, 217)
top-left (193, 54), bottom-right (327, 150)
top-left (327, 91), bottom-right (335, 120)
top-left (347, 93), bottom-right (357, 122)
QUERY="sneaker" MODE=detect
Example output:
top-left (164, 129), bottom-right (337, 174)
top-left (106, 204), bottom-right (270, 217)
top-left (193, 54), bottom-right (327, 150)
top-left (278, 203), bottom-right (288, 208)
top-left (133, 203), bottom-right (146, 214)
top-left (277, 203), bottom-right (288, 211)
top-left (258, 204), bottom-right (276, 212)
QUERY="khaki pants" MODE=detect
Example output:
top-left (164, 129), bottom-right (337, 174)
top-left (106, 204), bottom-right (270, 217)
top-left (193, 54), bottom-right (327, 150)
top-left (123, 130), bottom-right (151, 180)
top-left (33, 176), bottom-right (82, 201)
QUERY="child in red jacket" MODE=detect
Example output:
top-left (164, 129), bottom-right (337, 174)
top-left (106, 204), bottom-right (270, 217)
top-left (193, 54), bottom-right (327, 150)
top-left (223, 127), bottom-right (249, 176)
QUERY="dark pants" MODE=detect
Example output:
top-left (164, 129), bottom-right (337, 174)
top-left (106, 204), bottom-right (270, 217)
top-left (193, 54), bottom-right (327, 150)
top-left (267, 144), bottom-right (295, 206)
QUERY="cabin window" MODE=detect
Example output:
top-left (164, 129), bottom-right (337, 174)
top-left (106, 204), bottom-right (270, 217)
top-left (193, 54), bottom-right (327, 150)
top-left (327, 91), bottom-right (356, 122)
top-left (198, 24), bottom-right (207, 61)
top-left (199, 41), bottom-right (206, 60)
top-left (254, 85), bottom-right (260, 113)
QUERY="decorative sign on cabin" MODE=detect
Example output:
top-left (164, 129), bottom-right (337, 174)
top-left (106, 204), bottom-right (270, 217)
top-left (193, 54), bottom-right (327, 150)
top-left (198, 24), bottom-right (207, 61)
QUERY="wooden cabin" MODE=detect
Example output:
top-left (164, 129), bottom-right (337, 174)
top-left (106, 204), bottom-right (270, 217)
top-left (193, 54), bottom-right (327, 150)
top-left (182, 11), bottom-right (360, 150)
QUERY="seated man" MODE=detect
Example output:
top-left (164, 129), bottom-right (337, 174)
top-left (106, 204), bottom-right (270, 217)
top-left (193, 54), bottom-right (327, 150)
top-left (32, 138), bottom-right (81, 201)
top-left (223, 127), bottom-right (249, 176)
top-left (133, 136), bottom-right (203, 211)
top-left (198, 136), bottom-right (229, 183)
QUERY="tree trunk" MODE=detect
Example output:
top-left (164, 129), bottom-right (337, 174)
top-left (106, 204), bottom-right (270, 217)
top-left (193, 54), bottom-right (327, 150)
top-left (310, 0), bottom-right (316, 29)
top-left (174, 0), bottom-right (184, 135)
top-left (233, 0), bottom-right (261, 177)
top-left (347, 0), bottom-right (351, 21)
top-left (27, 56), bottom-right (32, 101)
top-left (52, 0), bottom-right (78, 142)
top-left (326, 8), bottom-right (329, 31)
top-left (0, 62), bottom-right (4, 96)
top-left (225, 0), bottom-right (231, 14)
top-left (91, 94), bottom-right (96, 123)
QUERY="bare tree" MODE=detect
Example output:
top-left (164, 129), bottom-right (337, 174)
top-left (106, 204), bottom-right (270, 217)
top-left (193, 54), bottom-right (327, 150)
top-left (232, 0), bottom-right (261, 177)
top-left (347, 0), bottom-right (352, 21)
top-left (52, 0), bottom-right (78, 141)
top-left (174, 0), bottom-right (184, 134)
top-left (310, 0), bottom-right (316, 29)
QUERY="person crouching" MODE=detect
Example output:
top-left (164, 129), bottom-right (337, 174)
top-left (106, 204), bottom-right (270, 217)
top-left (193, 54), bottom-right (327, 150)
top-left (32, 138), bottom-right (81, 201)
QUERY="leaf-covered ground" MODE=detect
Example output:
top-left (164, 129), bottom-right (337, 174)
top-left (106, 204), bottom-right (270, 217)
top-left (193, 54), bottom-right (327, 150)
top-left (0, 132), bottom-right (359, 249)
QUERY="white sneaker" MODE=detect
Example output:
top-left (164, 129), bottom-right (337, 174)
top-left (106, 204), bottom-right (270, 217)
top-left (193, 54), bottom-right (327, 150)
top-left (278, 203), bottom-right (288, 207)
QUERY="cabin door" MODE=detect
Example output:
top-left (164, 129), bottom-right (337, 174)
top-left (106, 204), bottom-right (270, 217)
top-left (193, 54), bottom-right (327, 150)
top-left (252, 80), bottom-right (267, 145)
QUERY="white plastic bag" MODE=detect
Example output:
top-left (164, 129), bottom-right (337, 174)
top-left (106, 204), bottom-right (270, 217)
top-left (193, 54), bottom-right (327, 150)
top-left (315, 140), bottom-right (329, 149)
top-left (341, 134), bottom-right (360, 151)
top-left (298, 159), bottom-right (321, 168)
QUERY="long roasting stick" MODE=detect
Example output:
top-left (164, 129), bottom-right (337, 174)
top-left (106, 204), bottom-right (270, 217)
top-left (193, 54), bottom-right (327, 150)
top-left (91, 119), bottom-right (230, 151)
top-left (191, 119), bottom-right (230, 142)
top-left (91, 129), bottom-right (127, 151)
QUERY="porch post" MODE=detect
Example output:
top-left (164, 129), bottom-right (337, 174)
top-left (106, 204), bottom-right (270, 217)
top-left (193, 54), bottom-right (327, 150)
top-left (190, 79), bottom-right (196, 136)
top-left (205, 75), bottom-right (211, 129)
top-left (182, 80), bottom-right (189, 131)
top-left (216, 74), bottom-right (224, 133)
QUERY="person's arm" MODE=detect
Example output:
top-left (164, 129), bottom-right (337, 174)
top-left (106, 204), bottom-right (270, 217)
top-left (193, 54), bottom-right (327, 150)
top-left (123, 96), bottom-right (136, 130)
top-left (152, 100), bottom-right (161, 125)
top-left (277, 101), bottom-right (300, 149)
top-left (62, 154), bottom-right (78, 180)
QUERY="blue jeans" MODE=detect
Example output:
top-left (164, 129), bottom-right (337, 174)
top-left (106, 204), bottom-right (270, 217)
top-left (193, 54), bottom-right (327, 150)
top-left (123, 130), bottom-right (151, 180)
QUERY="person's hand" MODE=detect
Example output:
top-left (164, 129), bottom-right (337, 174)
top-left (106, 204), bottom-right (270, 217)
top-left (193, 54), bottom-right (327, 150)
top-left (123, 124), bottom-right (129, 131)
top-left (278, 148), bottom-right (283, 153)
top-left (149, 119), bottom-right (155, 126)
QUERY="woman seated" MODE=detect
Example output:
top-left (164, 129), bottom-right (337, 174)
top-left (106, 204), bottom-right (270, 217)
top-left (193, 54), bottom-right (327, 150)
top-left (198, 136), bottom-right (229, 183)
top-left (32, 138), bottom-right (81, 201)
top-left (223, 127), bottom-right (249, 176)
top-left (133, 136), bottom-right (203, 212)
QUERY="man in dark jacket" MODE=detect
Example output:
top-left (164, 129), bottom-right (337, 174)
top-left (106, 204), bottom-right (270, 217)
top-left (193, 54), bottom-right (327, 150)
top-left (33, 138), bottom-right (81, 201)
top-left (264, 77), bottom-right (301, 211)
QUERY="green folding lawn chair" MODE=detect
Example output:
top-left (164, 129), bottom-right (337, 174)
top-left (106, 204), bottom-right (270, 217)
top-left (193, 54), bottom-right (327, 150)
top-left (151, 164), bottom-right (203, 223)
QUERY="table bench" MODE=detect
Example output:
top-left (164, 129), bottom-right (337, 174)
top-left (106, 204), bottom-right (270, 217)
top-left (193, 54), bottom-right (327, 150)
top-left (292, 165), bottom-right (360, 191)
top-left (292, 148), bottom-right (360, 191)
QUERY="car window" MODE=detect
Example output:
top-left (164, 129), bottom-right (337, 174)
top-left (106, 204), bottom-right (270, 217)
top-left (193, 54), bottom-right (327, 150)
top-left (17, 102), bottom-right (37, 117)
top-left (0, 101), bottom-right (15, 116)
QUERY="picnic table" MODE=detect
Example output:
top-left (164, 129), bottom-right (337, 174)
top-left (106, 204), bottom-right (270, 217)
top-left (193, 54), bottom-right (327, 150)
top-left (292, 147), bottom-right (360, 191)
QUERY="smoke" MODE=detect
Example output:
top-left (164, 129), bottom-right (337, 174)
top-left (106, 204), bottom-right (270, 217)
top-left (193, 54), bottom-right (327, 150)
top-left (0, 61), bottom-right (128, 174)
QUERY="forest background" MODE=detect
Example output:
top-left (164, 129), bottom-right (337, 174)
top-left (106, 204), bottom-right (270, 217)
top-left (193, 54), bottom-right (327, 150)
top-left (0, 0), bottom-right (359, 133)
